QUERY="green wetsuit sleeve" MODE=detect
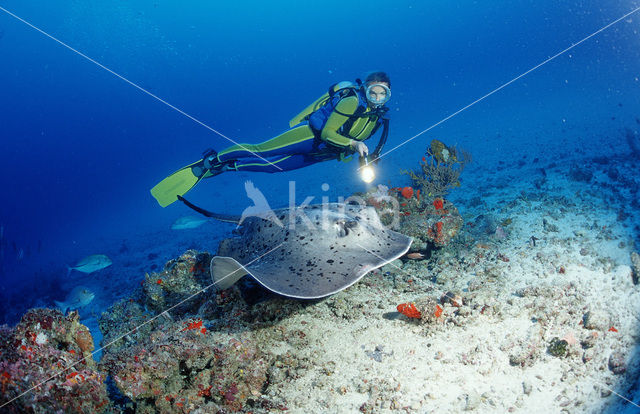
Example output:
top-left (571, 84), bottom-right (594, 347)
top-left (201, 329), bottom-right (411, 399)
top-left (320, 96), bottom-right (359, 148)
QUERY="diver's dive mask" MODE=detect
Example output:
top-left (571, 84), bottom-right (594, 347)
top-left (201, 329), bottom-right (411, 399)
top-left (365, 83), bottom-right (391, 107)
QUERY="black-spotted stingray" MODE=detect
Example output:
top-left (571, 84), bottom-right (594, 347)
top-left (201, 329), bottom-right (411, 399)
top-left (178, 196), bottom-right (412, 299)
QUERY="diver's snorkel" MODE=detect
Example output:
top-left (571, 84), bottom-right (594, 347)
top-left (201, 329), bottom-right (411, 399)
top-left (359, 155), bottom-right (376, 183)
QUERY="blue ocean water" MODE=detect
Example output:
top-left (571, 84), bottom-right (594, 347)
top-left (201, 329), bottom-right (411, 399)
top-left (0, 0), bottom-right (638, 322)
top-left (1, 1), bottom-right (640, 412)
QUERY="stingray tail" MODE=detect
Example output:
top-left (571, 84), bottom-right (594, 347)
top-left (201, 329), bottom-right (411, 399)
top-left (178, 196), bottom-right (241, 224)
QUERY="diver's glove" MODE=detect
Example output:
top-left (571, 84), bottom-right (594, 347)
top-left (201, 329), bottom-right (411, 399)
top-left (350, 140), bottom-right (369, 157)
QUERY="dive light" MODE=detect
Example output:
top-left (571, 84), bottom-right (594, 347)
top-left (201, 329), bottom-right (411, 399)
top-left (359, 156), bottom-right (376, 183)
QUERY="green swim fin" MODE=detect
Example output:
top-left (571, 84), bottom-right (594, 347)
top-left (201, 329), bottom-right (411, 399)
top-left (151, 159), bottom-right (207, 207)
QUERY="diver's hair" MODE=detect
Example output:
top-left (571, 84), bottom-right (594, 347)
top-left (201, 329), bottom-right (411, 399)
top-left (364, 71), bottom-right (391, 87)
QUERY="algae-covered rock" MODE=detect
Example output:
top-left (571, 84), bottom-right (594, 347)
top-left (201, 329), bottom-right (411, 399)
top-left (0, 308), bottom-right (111, 413)
top-left (142, 250), bottom-right (213, 315)
top-left (547, 337), bottom-right (569, 358)
top-left (582, 310), bottom-right (609, 331)
top-left (99, 298), bottom-right (160, 354)
top-left (398, 198), bottom-right (463, 248)
top-left (100, 317), bottom-right (272, 413)
top-left (415, 296), bottom-right (445, 325)
top-left (361, 186), bottom-right (463, 250)
top-left (608, 351), bottom-right (626, 375)
top-left (396, 296), bottom-right (445, 325)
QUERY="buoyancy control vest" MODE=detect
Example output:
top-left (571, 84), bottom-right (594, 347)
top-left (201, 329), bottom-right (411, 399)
top-left (289, 80), bottom-right (390, 161)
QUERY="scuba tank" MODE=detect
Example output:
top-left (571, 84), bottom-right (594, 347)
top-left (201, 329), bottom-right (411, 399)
top-left (289, 81), bottom-right (360, 128)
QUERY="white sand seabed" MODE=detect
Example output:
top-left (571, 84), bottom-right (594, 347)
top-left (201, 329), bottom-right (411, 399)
top-left (260, 264), bottom-right (639, 413)
top-left (254, 162), bottom-right (640, 413)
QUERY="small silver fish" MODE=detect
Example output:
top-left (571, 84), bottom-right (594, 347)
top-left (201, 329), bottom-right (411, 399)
top-left (55, 286), bottom-right (95, 314)
top-left (171, 215), bottom-right (209, 230)
top-left (68, 254), bottom-right (112, 275)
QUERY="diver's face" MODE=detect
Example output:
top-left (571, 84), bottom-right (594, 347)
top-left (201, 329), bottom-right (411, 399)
top-left (366, 82), bottom-right (390, 107)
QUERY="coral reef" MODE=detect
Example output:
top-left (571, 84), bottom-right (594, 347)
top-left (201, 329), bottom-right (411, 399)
top-left (0, 308), bottom-right (111, 413)
top-left (95, 250), bottom-right (288, 413)
top-left (361, 138), bottom-right (469, 253)
top-left (398, 196), bottom-right (463, 249)
top-left (98, 298), bottom-right (162, 354)
top-left (402, 139), bottom-right (472, 199)
top-left (7, 135), bottom-right (640, 414)
top-left (142, 249), bottom-right (213, 315)
top-left (0, 250), bottom-right (285, 413)
top-left (361, 186), bottom-right (463, 251)
top-left (100, 317), bottom-right (272, 413)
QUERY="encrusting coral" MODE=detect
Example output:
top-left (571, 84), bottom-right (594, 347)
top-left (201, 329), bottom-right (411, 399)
top-left (142, 249), bottom-right (213, 315)
top-left (99, 317), bottom-right (272, 413)
top-left (363, 185), bottom-right (464, 251)
top-left (0, 308), bottom-right (111, 413)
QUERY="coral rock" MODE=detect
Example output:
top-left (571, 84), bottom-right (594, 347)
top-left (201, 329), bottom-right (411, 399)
top-left (582, 310), bottom-right (609, 331)
top-left (608, 352), bottom-right (626, 375)
top-left (441, 291), bottom-right (463, 307)
top-left (399, 198), bottom-right (463, 248)
top-left (414, 296), bottom-right (445, 325)
top-left (630, 251), bottom-right (640, 285)
top-left (0, 308), bottom-right (110, 413)
top-left (101, 318), bottom-right (272, 413)
top-left (75, 326), bottom-right (94, 353)
top-left (547, 337), bottom-right (569, 358)
top-left (142, 250), bottom-right (213, 315)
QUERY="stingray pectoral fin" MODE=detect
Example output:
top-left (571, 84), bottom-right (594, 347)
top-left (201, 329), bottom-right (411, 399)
top-left (210, 256), bottom-right (249, 290)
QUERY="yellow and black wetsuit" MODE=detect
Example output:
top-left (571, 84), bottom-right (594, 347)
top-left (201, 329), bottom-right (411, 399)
top-left (206, 88), bottom-right (384, 174)
top-left (150, 83), bottom-right (388, 207)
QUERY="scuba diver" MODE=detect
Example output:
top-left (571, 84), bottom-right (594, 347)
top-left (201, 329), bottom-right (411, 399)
top-left (151, 71), bottom-right (392, 207)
